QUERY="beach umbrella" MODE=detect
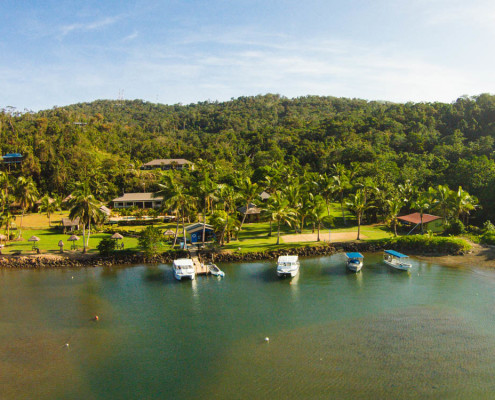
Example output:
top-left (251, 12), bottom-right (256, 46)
top-left (0, 234), bottom-right (7, 242)
top-left (68, 235), bottom-right (80, 250)
top-left (111, 233), bottom-right (124, 240)
top-left (28, 235), bottom-right (40, 250)
top-left (163, 229), bottom-right (176, 236)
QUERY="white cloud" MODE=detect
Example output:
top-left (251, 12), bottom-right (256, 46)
top-left (60, 16), bottom-right (120, 36)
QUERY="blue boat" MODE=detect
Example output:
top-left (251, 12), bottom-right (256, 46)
top-left (345, 252), bottom-right (364, 272)
top-left (383, 250), bottom-right (412, 271)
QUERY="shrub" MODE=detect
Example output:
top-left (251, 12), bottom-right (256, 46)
top-left (443, 220), bottom-right (465, 235)
top-left (138, 226), bottom-right (164, 256)
top-left (482, 220), bottom-right (495, 234)
top-left (382, 234), bottom-right (471, 255)
top-left (481, 232), bottom-right (495, 245)
top-left (97, 237), bottom-right (116, 256)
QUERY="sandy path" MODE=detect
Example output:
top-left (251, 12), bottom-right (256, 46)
top-left (281, 232), bottom-right (366, 243)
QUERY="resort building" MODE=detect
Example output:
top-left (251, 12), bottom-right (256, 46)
top-left (1, 153), bottom-right (22, 170)
top-left (185, 223), bottom-right (215, 243)
top-left (60, 217), bottom-right (80, 233)
top-left (140, 159), bottom-right (193, 171)
top-left (112, 193), bottom-right (163, 209)
top-left (398, 212), bottom-right (444, 234)
top-left (238, 203), bottom-right (262, 222)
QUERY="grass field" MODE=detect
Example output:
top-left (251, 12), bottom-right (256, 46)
top-left (1, 208), bottom-right (393, 256)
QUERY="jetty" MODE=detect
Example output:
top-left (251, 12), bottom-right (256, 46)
top-left (188, 248), bottom-right (209, 275)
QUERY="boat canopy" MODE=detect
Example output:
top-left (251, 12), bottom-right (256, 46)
top-left (278, 255), bottom-right (298, 263)
top-left (384, 250), bottom-right (409, 258)
top-left (173, 258), bottom-right (194, 267)
top-left (345, 252), bottom-right (363, 259)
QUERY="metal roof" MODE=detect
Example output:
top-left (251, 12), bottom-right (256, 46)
top-left (397, 212), bottom-right (441, 224)
top-left (173, 258), bottom-right (194, 267)
top-left (277, 255), bottom-right (298, 263)
top-left (143, 158), bottom-right (191, 166)
top-left (345, 252), bottom-right (364, 259)
top-left (185, 223), bottom-right (214, 234)
top-left (384, 250), bottom-right (409, 258)
top-left (112, 193), bottom-right (163, 202)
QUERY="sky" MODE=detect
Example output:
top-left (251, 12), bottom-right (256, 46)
top-left (1, 0), bottom-right (494, 111)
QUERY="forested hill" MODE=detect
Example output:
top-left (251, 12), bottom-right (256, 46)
top-left (1, 94), bottom-right (495, 220)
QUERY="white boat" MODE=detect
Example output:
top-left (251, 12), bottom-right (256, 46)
top-left (173, 259), bottom-right (196, 280)
top-left (345, 252), bottom-right (363, 272)
top-left (383, 250), bottom-right (412, 271)
top-left (207, 263), bottom-right (225, 277)
top-left (277, 255), bottom-right (300, 278)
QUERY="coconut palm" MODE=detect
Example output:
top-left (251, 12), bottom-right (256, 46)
top-left (452, 186), bottom-right (478, 224)
top-left (38, 194), bottom-right (61, 226)
top-left (385, 196), bottom-right (405, 237)
top-left (331, 165), bottom-right (351, 225)
top-left (69, 182), bottom-right (102, 253)
top-left (264, 192), bottom-right (297, 245)
top-left (411, 191), bottom-right (433, 234)
top-left (308, 195), bottom-right (334, 242)
top-left (0, 211), bottom-right (14, 241)
top-left (237, 176), bottom-right (259, 231)
top-left (194, 172), bottom-right (217, 244)
top-left (14, 176), bottom-right (39, 237)
top-left (430, 184), bottom-right (454, 220)
top-left (216, 184), bottom-right (241, 246)
top-left (346, 189), bottom-right (373, 240)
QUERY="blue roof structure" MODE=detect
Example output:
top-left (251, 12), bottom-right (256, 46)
top-left (384, 250), bottom-right (409, 258)
top-left (3, 153), bottom-right (22, 158)
top-left (345, 252), bottom-right (364, 259)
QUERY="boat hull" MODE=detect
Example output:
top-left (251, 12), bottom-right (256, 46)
top-left (174, 272), bottom-right (195, 280)
top-left (346, 261), bottom-right (363, 272)
top-left (277, 268), bottom-right (299, 278)
top-left (384, 260), bottom-right (411, 271)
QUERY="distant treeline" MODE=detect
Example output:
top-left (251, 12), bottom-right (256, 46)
top-left (1, 93), bottom-right (495, 221)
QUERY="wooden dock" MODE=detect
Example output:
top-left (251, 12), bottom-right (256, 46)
top-left (188, 248), bottom-right (210, 275)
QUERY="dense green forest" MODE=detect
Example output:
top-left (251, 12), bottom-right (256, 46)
top-left (1, 93), bottom-right (494, 222)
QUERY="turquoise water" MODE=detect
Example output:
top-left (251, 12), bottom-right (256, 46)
top-left (1, 253), bottom-right (495, 399)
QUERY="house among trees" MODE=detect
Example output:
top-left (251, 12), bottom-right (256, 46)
top-left (60, 217), bottom-right (80, 233)
top-left (1, 153), bottom-right (22, 169)
top-left (112, 193), bottom-right (163, 209)
top-left (140, 158), bottom-right (192, 171)
top-left (185, 223), bottom-right (215, 243)
top-left (238, 203), bottom-right (262, 222)
top-left (398, 213), bottom-right (444, 234)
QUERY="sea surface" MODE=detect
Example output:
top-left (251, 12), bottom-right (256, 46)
top-left (1, 253), bottom-right (494, 399)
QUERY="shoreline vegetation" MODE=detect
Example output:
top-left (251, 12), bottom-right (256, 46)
top-left (1, 235), bottom-right (485, 270)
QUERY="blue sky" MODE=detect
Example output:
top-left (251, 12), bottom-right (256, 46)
top-left (1, 0), bottom-right (494, 111)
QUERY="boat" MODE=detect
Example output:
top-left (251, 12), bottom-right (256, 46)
top-left (173, 258), bottom-right (196, 280)
top-left (277, 255), bottom-right (300, 278)
top-left (345, 252), bottom-right (364, 272)
top-left (207, 263), bottom-right (225, 277)
top-left (383, 250), bottom-right (412, 271)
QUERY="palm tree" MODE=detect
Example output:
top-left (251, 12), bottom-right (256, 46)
top-left (346, 189), bottom-right (373, 240)
top-left (38, 194), bottom-right (61, 226)
top-left (318, 173), bottom-right (335, 216)
top-left (430, 184), bottom-right (453, 221)
top-left (1, 211), bottom-right (14, 241)
top-left (452, 186), bottom-right (478, 224)
top-left (308, 195), bottom-right (333, 241)
top-left (194, 172), bottom-right (217, 244)
top-left (14, 177), bottom-right (39, 237)
top-left (216, 184), bottom-right (241, 246)
top-left (411, 191), bottom-right (432, 234)
top-left (155, 175), bottom-right (194, 249)
top-left (237, 176), bottom-right (259, 231)
top-left (331, 165), bottom-right (350, 225)
top-left (385, 196), bottom-right (405, 237)
top-left (69, 183), bottom-right (102, 253)
top-left (264, 192), bottom-right (297, 245)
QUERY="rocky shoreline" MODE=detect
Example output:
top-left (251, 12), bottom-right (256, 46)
top-left (0, 239), bottom-right (469, 269)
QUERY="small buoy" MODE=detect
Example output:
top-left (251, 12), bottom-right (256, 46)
top-left (94, 315), bottom-right (99, 321)
top-left (71, 276), bottom-right (74, 279)
top-left (65, 343), bottom-right (70, 347)
top-left (265, 337), bottom-right (270, 342)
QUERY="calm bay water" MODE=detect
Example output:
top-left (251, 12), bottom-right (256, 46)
top-left (1, 253), bottom-right (495, 399)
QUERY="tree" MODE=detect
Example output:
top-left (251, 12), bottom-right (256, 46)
top-left (69, 182), bottom-right (102, 253)
top-left (216, 184), bottom-right (241, 246)
top-left (308, 195), bottom-right (334, 241)
top-left (0, 211), bottom-right (14, 240)
top-left (451, 186), bottom-right (478, 224)
top-left (411, 191), bottom-right (432, 234)
top-left (264, 192), bottom-right (297, 245)
top-left (332, 169), bottom-right (350, 225)
top-left (14, 176), bottom-right (39, 237)
top-left (346, 189), bottom-right (373, 240)
top-left (138, 226), bottom-right (164, 256)
top-left (194, 172), bottom-right (217, 244)
top-left (430, 184), bottom-right (454, 221)
top-left (385, 196), bottom-right (405, 237)
top-left (38, 194), bottom-right (60, 226)
top-left (237, 176), bottom-right (259, 231)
